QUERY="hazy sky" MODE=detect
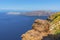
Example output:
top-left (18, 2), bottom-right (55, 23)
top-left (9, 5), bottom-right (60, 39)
top-left (0, 0), bottom-right (60, 11)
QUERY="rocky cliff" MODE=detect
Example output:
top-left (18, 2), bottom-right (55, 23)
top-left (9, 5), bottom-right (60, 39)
top-left (21, 12), bottom-right (60, 40)
top-left (21, 19), bottom-right (52, 40)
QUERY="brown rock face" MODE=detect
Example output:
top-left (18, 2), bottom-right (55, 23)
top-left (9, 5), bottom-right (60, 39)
top-left (21, 19), bottom-right (51, 40)
top-left (32, 19), bottom-right (50, 32)
top-left (21, 30), bottom-right (41, 40)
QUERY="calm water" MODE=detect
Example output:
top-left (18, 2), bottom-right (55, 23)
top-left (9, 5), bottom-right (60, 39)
top-left (0, 13), bottom-right (48, 40)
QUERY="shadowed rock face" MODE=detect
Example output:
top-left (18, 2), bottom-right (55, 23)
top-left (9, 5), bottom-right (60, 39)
top-left (42, 34), bottom-right (55, 40)
top-left (21, 19), bottom-right (50, 40)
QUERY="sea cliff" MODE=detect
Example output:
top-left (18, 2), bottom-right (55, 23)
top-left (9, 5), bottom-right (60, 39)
top-left (21, 12), bottom-right (60, 40)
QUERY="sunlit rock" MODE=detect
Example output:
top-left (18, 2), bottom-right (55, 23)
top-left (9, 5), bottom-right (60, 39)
top-left (32, 19), bottom-right (50, 32)
top-left (21, 19), bottom-right (50, 40)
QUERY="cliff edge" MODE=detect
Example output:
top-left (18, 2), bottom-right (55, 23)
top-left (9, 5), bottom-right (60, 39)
top-left (21, 12), bottom-right (60, 40)
top-left (21, 19), bottom-right (51, 40)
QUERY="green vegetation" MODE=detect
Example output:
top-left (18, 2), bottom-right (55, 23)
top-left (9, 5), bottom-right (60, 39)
top-left (48, 12), bottom-right (60, 21)
top-left (51, 16), bottom-right (60, 24)
top-left (48, 12), bottom-right (60, 35)
top-left (55, 30), bottom-right (60, 35)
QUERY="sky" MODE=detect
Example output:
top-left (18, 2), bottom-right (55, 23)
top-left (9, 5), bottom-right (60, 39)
top-left (0, 0), bottom-right (60, 11)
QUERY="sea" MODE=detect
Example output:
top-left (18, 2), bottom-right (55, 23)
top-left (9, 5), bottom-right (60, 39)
top-left (0, 12), bottom-right (48, 40)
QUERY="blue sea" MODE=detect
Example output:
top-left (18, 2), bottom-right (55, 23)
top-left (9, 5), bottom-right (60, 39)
top-left (0, 13), bottom-right (48, 40)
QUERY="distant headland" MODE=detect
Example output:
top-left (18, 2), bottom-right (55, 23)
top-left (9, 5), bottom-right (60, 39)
top-left (5, 10), bottom-right (56, 16)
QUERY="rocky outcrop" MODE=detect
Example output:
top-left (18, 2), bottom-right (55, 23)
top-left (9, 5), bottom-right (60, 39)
top-left (21, 19), bottom-right (51, 40)
top-left (32, 19), bottom-right (50, 32)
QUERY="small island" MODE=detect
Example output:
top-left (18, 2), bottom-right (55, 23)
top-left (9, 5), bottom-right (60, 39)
top-left (7, 12), bottom-right (21, 15)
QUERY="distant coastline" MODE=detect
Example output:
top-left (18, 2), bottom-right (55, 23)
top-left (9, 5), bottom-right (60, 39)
top-left (5, 10), bottom-right (55, 16)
